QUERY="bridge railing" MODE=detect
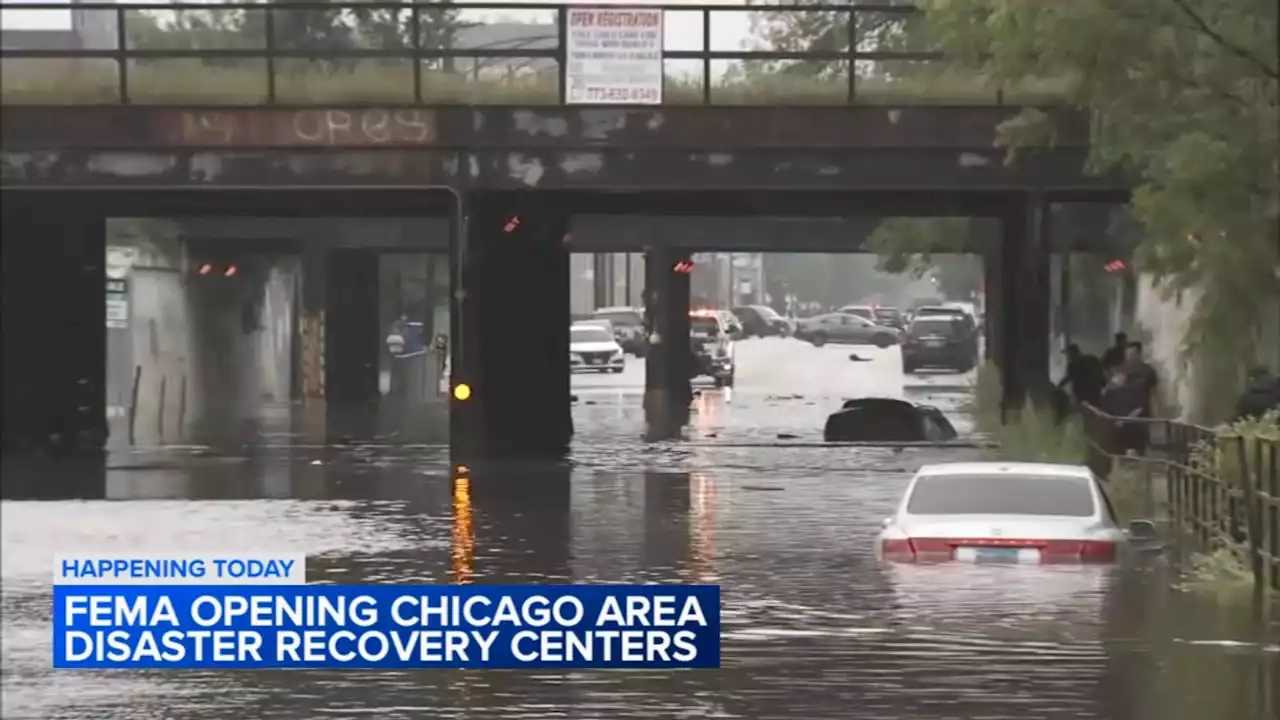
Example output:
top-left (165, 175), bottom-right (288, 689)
top-left (0, 1), bottom-right (1065, 106)
top-left (1080, 403), bottom-right (1280, 595)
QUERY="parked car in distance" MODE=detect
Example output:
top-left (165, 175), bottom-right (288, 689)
top-left (689, 310), bottom-right (736, 387)
top-left (591, 306), bottom-right (647, 356)
top-left (794, 312), bottom-right (900, 348)
top-left (837, 304), bottom-right (876, 321)
top-left (873, 306), bottom-right (906, 330)
top-left (570, 324), bottom-right (625, 373)
top-left (717, 310), bottom-right (747, 340)
top-left (876, 462), bottom-right (1148, 564)
top-left (901, 315), bottom-right (979, 373)
top-left (914, 305), bottom-right (977, 330)
top-left (731, 304), bottom-right (792, 337)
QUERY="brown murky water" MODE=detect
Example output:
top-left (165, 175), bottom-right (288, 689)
top-left (3, 341), bottom-right (1277, 719)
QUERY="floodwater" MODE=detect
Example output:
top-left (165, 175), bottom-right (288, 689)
top-left (3, 339), bottom-right (1277, 719)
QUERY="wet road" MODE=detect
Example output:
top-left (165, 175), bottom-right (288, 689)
top-left (3, 337), bottom-right (1277, 719)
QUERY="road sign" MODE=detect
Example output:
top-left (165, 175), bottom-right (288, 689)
top-left (565, 7), bottom-right (663, 105)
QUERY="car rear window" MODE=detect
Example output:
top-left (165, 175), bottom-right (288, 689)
top-left (906, 474), bottom-right (1096, 517)
top-left (690, 317), bottom-right (719, 333)
top-left (596, 312), bottom-right (640, 327)
top-left (571, 327), bottom-right (614, 343)
top-left (910, 319), bottom-right (959, 336)
top-left (843, 307), bottom-right (872, 319)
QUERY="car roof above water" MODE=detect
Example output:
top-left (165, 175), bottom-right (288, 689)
top-left (915, 462), bottom-right (1094, 479)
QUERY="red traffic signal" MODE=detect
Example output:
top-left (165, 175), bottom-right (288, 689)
top-left (195, 262), bottom-right (238, 277)
top-left (672, 259), bottom-right (694, 273)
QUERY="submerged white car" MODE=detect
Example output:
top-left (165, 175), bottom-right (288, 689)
top-left (877, 462), bottom-right (1150, 564)
top-left (570, 324), bottom-right (625, 374)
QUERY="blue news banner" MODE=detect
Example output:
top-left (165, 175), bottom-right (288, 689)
top-left (53, 585), bottom-right (721, 670)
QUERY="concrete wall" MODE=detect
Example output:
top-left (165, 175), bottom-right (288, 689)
top-left (105, 221), bottom-right (299, 448)
top-left (1133, 274), bottom-right (1197, 418)
top-left (109, 231), bottom-right (195, 448)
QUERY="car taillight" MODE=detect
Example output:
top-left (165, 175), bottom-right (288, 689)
top-left (883, 537), bottom-right (1117, 564)
top-left (881, 538), bottom-right (955, 561)
top-left (1042, 540), bottom-right (1117, 562)
top-left (881, 538), bottom-right (915, 558)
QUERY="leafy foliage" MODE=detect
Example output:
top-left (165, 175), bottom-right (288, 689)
top-left (127, 1), bottom-right (472, 73)
top-left (924, 0), bottom-right (1279, 419)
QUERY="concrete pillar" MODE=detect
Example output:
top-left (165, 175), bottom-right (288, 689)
top-left (593, 253), bottom-right (609, 309)
top-left (325, 248), bottom-right (381, 434)
top-left (1024, 195), bottom-right (1053, 403)
top-left (983, 251), bottom-right (1003, 363)
top-left (997, 193), bottom-right (1053, 412)
top-left (452, 192), bottom-right (571, 459)
top-left (2, 197), bottom-right (107, 462)
top-left (298, 246), bottom-right (326, 403)
top-left (644, 247), bottom-right (692, 440)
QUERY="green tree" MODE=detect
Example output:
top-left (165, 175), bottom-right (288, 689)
top-left (127, 1), bottom-right (471, 74)
top-left (923, 0), bottom-right (1279, 420)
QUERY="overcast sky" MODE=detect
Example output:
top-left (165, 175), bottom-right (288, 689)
top-left (0, 0), bottom-right (756, 51)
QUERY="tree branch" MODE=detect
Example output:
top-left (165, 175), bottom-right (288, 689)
top-left (1166, 0), bottom-right (1279, 80)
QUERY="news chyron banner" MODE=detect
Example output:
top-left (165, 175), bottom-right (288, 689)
top-left (53, 555), bottom-right (721, 669)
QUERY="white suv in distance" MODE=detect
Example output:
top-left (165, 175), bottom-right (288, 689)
top-left (570, 323), bottom-right (625, 374)
top-left (690, 310), bottom-right (738, 387)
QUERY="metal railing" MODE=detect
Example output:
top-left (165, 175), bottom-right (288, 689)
top-left (1081, 404), bottom-right (1280, 596)
top-left (0, 1), bottom-right (1035, 105)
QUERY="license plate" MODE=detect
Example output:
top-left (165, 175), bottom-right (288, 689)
top-left (924, 339), bottom-right (944, 347)
top-left (955, 547), bottom-right (1041, 564)
top-left (589, 357), bottom-right (602, 364)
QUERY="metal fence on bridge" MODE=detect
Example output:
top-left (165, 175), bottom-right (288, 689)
top-left (1081, 404), bottom-right (1280, 596)
top-left (0, 2), bottom-right (1058, 106)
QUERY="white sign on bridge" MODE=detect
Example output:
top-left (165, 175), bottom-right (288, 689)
top-left (565, 7), bottom-right (663, 105)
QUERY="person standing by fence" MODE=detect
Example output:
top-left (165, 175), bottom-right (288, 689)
top-left (1234, 367), bottom-right (1280, 421)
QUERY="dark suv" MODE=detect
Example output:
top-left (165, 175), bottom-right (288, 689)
top-left (901, 316), bottom-right (978, 373)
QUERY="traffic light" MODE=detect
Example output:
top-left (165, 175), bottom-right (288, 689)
top-left (1104, 259), bottom-right (1126, 273)
top-left (673, 259), bottom-right (694, 273)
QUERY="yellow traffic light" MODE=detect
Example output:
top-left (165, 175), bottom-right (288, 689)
top-left (453, 383), bottom-right (472, 401)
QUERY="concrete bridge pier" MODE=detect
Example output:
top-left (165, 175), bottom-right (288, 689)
top-left (323, 248), bottom-right (382, 439)
top-left (644, 248), bottom-right (693, 440)
top-left (996, 192), bottom-right (1054, 413)
top-left (1, 199), bottom-right (106, 463)
top-left (451, 192), bottom-right (572, 459)
top-left (983, 250), bottom-right (1004, 365)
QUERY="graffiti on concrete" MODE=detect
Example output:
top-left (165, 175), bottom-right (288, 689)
top-left (174, 109), bottom-right (435, 146)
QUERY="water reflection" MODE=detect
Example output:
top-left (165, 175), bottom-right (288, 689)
top-left (3, 402), bottom-right (1279, 718)
top-left (689, 473), bottom-right (718, 582)
top-left (452, 474), bottom-right (475, 585)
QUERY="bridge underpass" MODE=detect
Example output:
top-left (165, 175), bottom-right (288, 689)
top-left (1, 103), bottom-right (1130, 468)
top-left (2, 187), bottom-right (1131, 469)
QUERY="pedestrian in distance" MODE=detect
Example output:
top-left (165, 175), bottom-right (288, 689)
top-left (1058, 343), bottom-right (1106, 408)
top-left (1101, 332), bottom-right (1129, 373)
top-left (1233, 367), bottom-right (1280, 422)
top-left (1099, 366), bottom-right (1149, 456)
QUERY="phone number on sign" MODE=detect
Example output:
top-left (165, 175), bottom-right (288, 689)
top-left (582, 87), bottom-right (661, 102)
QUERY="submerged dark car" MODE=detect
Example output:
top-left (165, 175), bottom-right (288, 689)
top-left (824, 397), bottom-right (958, 442)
